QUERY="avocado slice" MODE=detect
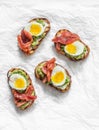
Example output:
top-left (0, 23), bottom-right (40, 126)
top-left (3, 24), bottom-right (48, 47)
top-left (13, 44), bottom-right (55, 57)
top-left (32, 33), bottom-right (46, 47)
top-left (36, 62), bottom-right (45, 79)
top-left (60, 45), bottom-right (65, 51)
top-left (19, 102), bottom-right (31, 110)
top-left (32, 41), bottom-right (39, 46)
top-left (19, 91), bottom-right (35, 110)
top-left (36, 19), bottom-right (45, 26)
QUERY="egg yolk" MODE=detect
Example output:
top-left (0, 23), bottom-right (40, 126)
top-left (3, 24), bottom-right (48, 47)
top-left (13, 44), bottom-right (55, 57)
top-left (51, 71), bottom-right (64, 83)
top-left (14, 78), bottom-right (25, 89)
top-left (66, 44), bottom-right (77, 54)
top-left (30, 23), bottom-right (42, 36)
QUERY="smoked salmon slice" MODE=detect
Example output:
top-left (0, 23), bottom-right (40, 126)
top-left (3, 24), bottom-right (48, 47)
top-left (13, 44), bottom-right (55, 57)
top-left (17, 30), bottom-right (33, 53)
top-left (52, 30), bottom-right (80, 45)
top-left (42, 58), bottom-right (56, 83)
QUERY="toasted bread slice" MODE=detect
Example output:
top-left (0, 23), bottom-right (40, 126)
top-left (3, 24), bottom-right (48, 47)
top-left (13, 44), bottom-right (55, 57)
top-left (35, 60), bottom-right (71, 92)
top-left (7, 68), bottom-right (37, 110)
top-left (17, 18), bottom-right (50, 55)
top-left (53, 29), bottom-right (90, 61)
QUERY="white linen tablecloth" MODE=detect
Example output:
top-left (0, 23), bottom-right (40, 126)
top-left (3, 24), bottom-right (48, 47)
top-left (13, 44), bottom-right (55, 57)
top-left (0, 0), bottom-right (99, 129)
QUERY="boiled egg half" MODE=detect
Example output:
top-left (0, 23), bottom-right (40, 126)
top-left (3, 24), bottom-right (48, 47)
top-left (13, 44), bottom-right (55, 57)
top-left (51, 65), bottom-right (67, 87)
top-left (64, 41), bottom-right (85, 56)
top-left (25, 21), bottom-right (44, 36)
top-left (9, 74), bottom-right (27, 90)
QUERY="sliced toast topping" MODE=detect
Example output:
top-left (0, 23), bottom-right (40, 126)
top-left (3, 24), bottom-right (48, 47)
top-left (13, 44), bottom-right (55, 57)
top-left (17, 18), bottom-right (50, 55)
top-left (35, 58), bottom-right (71, 92)
top-left (7, 68), bottom-right (37, 110)
top-left (52, 29), bottom-right (90, 61)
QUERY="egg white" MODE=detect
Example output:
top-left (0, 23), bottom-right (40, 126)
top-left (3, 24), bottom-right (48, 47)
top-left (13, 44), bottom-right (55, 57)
top-left (9, 74), bottom-right (27, 90)
top-left (51, 65), bottom-right (67, 87)
top-left (64, 41), bottom-right (85, 56)
top-left (24, 21), bottom-right (44, 36)
top-left (57, 83), bottom-right (68, 90)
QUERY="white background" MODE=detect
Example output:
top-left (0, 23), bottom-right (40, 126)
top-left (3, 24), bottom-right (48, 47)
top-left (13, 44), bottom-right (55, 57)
top-left (0, 0), bottom-right (99, 130)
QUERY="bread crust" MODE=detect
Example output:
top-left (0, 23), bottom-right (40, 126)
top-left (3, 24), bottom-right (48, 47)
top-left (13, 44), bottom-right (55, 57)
top-left (7, 68), bottom-right (36, 110)
top-left (53, 29), bottom-right (90, 61)
top-left (35, 62), bottom-right (71, 92)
